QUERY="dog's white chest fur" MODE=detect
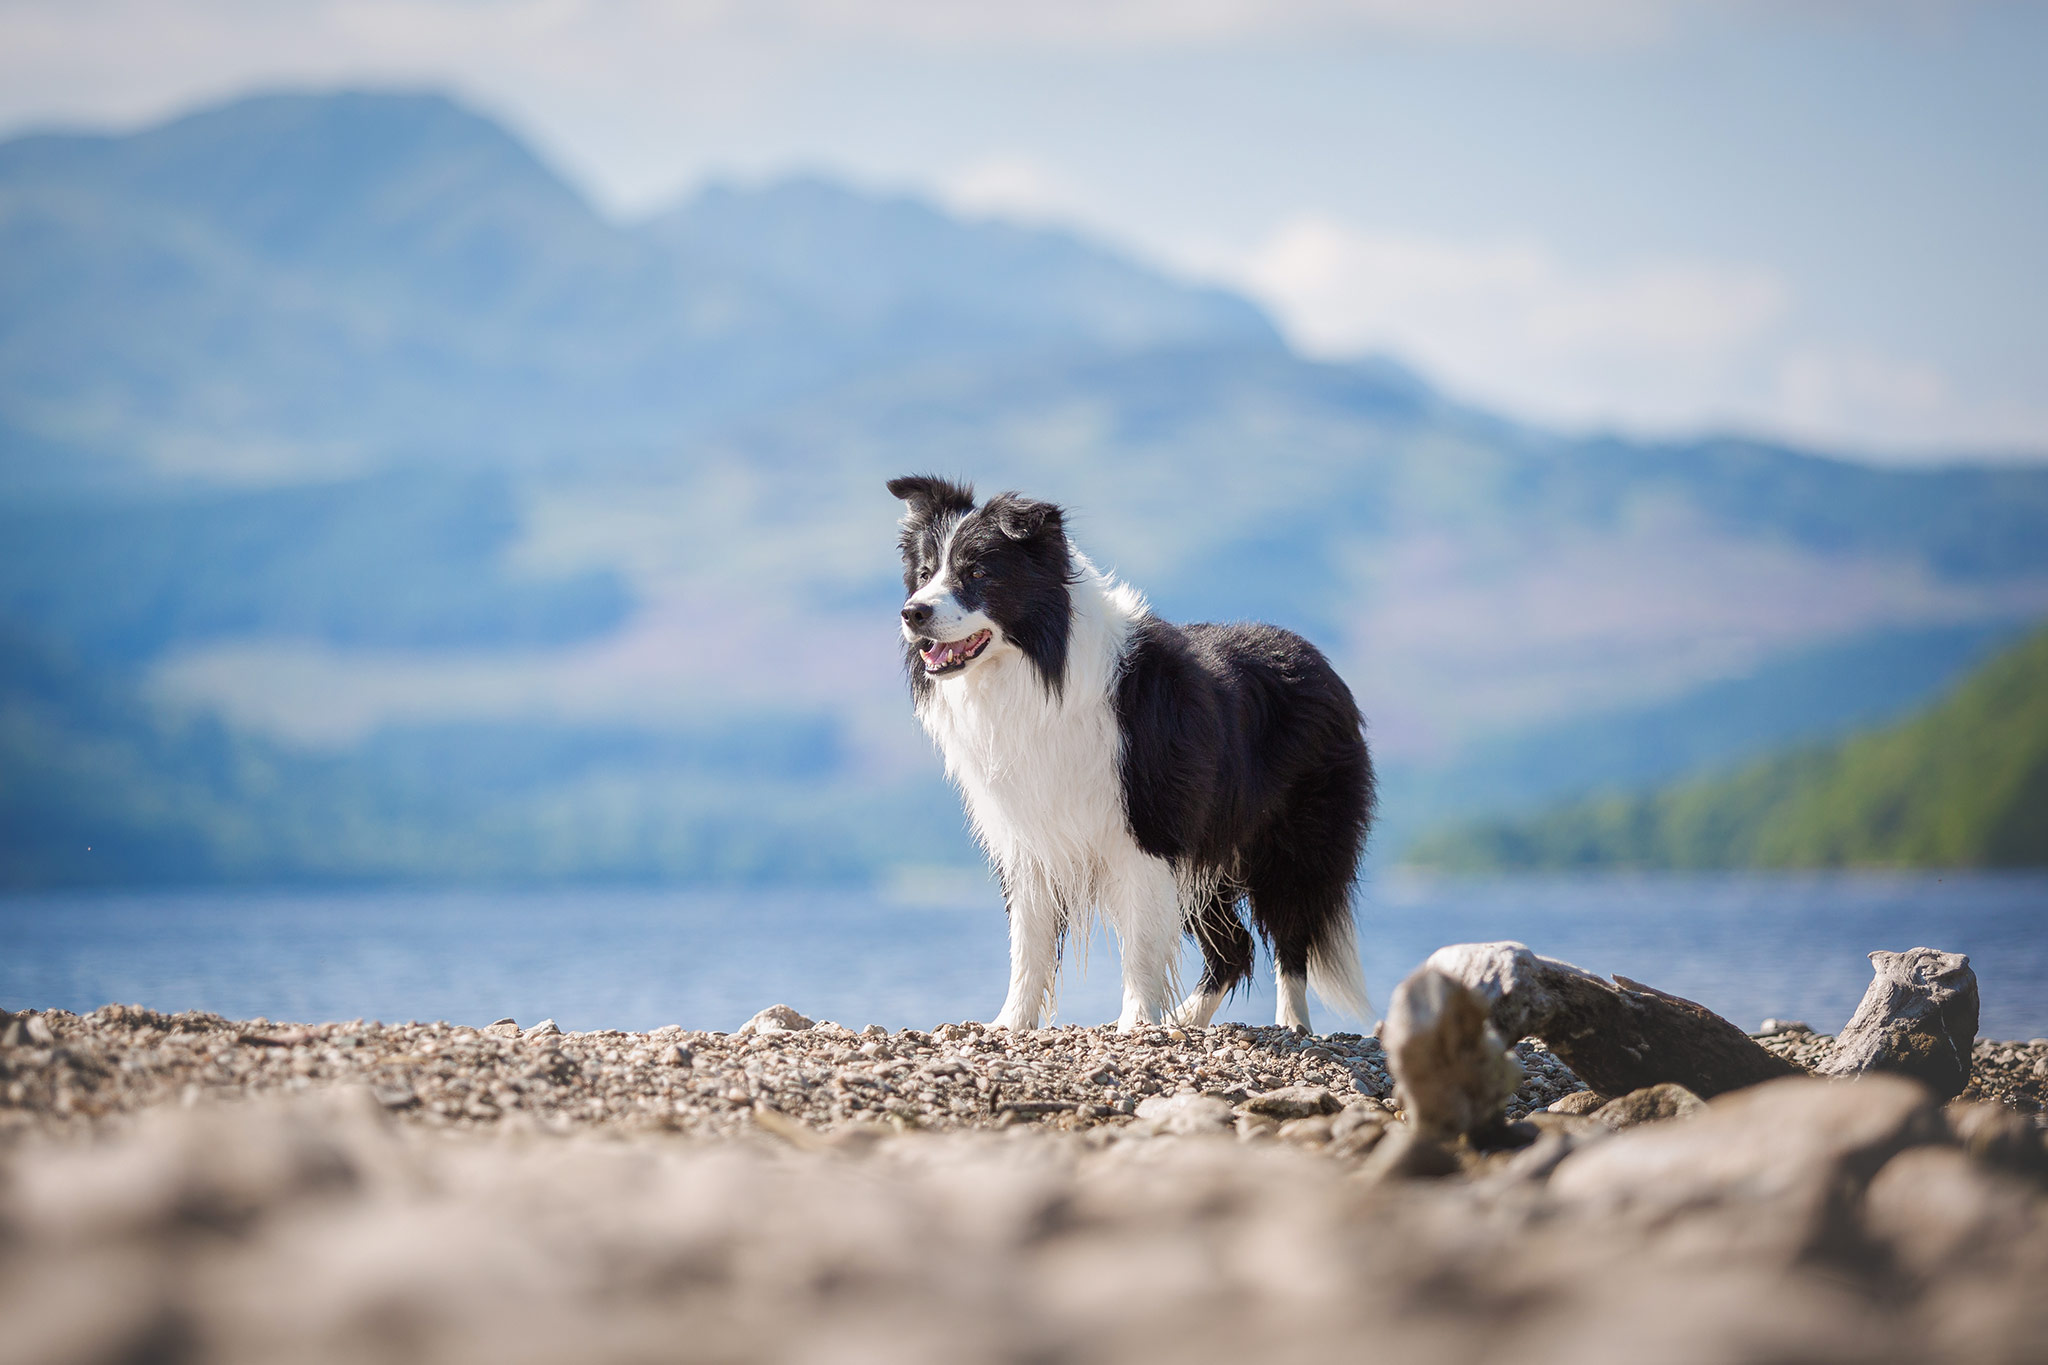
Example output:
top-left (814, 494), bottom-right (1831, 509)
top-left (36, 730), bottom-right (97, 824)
top-left (916, 567), bottom-right (1148, 907)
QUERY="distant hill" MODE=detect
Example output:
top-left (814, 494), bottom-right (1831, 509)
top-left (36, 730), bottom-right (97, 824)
top-left (0, 624), bottom-right (951, 888)
top-left (1369, 619), bottom-right (2023, 854)
top-left (1408, 623), bottom-right (2048, 870)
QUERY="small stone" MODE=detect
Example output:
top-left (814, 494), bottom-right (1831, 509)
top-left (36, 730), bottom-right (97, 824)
top-left (1278, 1115), bottom-right (1334, 1145)
top-left (489, 1017), bottom-right (516, 1027)
top-left (1756, 1019), bottom-right (1812, 1036)
top-left (1134, 1093), bottom-right (1233, 1136)
top-left (1356, 1125), bottom-right (1461, 1182)
top-left (665, 1045), bottom-right (694, 1068)
top-left (738, 1005), bottom-right (815, 1036)
top-left (524, 1019), bottom-right (562, 1039)
top-left (1236, 1112), bottom-right (1280, 1142)
top-left (371, 1081), bottom-right (418, 1110)
top-left (16, 1013), bottom-right (57, 1046)
top-left (1331, 1105), bottom-right (1387, 1143)
top-left (1592, 1083), bottom-right (1707, 1130)
top-left (1548, 1090), bottom-right (1608, 1116)
top-left (1240, 1086), bottom-right (1342, 1120)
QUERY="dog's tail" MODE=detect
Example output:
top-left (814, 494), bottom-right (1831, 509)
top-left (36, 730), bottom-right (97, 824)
top-left (1307, 910), bottom-right (1375, 1027)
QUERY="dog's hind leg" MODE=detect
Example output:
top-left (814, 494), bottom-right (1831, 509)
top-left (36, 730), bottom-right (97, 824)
top-left (1169, 885), bottom-right (1252, 1028)
top-left (1101, 850), bottom-right (1183, 1032)
top-left (991, 863), bottom-right (1064, 1032)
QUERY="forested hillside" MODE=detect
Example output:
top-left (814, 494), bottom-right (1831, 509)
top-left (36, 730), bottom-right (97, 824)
top-left (1409, 624), bottom-right (2048, 870)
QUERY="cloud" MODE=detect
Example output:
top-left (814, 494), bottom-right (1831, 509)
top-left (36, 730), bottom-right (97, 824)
top-left (782, 0), bottom-right (1679, 49)
top-left (1231, 215), bottom-right (1788, 429)
top-left (1220, 214), bottom-right (2048, 458)
top-left (939, 155), bottom-right (1086, 223)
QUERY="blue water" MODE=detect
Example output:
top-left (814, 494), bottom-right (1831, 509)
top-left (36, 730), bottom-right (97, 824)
top-left (2, 873), bottom-right (2044, 1039)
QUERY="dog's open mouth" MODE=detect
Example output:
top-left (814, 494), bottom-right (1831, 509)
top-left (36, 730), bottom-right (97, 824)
top-left (919, 629), bottom-right (993, 675)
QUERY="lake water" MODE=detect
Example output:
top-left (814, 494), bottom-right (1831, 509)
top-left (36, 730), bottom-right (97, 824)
top-left (3, 872), bottom-right (2045, 1039)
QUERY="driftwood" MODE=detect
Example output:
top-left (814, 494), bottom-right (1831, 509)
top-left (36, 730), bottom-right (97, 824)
top-left (1818, 947), bottom-right (1979, 1098)
top-left (1423, 942), bottom-right (1800, 1098)
top-left (1384, 942), bottom-right (1800, 1139)
top-left (1384, 940), bottom-right (1986, 1140)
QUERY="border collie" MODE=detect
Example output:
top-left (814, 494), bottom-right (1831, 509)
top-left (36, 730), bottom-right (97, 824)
top-left (889, 475), bottom-right (1376, 1033)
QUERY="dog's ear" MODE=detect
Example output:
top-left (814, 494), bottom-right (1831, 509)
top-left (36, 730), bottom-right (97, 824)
top-left (990, 494), bottom-right (1063, 542)
top-left (887, 475), bottom-right (975, 520)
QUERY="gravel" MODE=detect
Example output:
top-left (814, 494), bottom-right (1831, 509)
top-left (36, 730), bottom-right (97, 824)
top-left (0, 1003), bottom-right (1591, 1145)
top-left (1756, 1027), bottom-right (2048, 1117)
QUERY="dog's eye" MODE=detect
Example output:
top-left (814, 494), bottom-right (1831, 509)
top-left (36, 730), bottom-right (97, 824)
top-left (970, 565), bottom-right (986, 579)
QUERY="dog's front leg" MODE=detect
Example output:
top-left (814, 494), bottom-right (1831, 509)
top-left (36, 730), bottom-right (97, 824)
top-left (990, 865), bottom-right (1062, 1031)
top-left (1101, 852), bottom-right (1182, 1032)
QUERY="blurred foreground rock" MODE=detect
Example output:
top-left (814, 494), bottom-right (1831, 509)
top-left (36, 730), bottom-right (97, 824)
top-left (2, 1073), bottom-right (2046, 1365)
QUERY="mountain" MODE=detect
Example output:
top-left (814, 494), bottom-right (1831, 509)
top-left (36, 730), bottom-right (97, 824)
top-left (0, 471), bottom-right (630, 660)
top-left (0, 91), bottom-right (1276, 477)
top-left (1407, 623), bottom-right (2048, 870)
top-left (641, 177), bottom-right (1276, 360)
top-left (3, 88), bottom-right (2047, 887)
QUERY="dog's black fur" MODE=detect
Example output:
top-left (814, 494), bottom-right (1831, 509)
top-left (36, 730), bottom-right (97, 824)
top-left (1116, 616), bottom-right (1376, 1001)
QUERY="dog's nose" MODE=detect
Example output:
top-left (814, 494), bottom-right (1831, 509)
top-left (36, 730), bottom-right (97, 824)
top-left (901, 602), bottom-right (934, 631)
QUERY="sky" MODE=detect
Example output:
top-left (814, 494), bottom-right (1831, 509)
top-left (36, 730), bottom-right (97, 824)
top-left (3, 0), bottom-right (2044, 461)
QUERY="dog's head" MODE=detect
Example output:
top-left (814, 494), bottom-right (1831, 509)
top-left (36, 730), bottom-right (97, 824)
top-left (887, 475), bottom-right (1073, 694)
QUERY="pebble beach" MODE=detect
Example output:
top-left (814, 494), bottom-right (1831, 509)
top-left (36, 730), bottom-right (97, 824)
top-left (3, 1001), bottom-right (2046, 1364)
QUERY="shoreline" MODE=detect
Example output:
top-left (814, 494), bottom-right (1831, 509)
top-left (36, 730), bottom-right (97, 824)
top-left (4, 1001), bottom-right (2045, 1142)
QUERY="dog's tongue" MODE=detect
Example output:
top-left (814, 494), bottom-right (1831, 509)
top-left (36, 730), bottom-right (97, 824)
top-left (923, 631), bottom-right (987, 668)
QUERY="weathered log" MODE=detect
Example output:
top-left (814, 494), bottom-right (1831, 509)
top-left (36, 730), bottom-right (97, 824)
top-left (1818, 947), bottom-right (1978, 1098)
top-left (1418, 941), bottom-right (1800, 1102)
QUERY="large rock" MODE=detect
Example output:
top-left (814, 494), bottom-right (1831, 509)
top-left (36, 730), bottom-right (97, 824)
top-left (1861, 1147), bottom-right (2048, 1355)
top-left (1818, 947), bottom-right (1978, 1099)
top-left (1547, 1074), bottom-right (1945, 1263)
top-left (1946, 1100), bottom-right (2048, 1182)
top-left (1862, 1146), bottom-right (2044, 1280)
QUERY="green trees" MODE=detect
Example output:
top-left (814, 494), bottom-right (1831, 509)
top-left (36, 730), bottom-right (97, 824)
top-left (1410, 624), bottom-right (2048, 870)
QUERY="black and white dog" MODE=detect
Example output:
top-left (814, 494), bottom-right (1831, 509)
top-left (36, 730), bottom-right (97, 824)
top-left (889, 475), bottom-right (1376, 1034)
